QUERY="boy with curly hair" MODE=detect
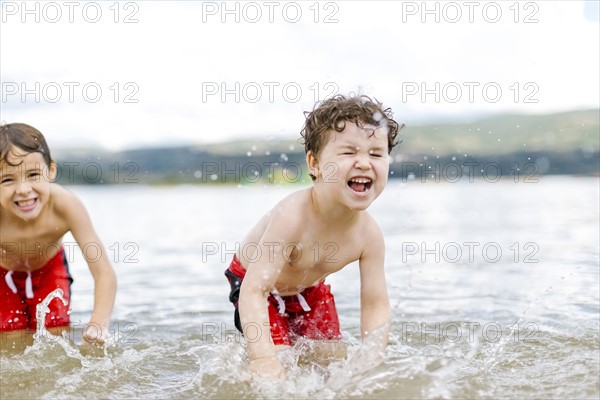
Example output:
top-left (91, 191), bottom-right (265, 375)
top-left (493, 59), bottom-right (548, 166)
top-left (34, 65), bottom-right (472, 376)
top-left (0, 123), bottom-right (117, 346)
top-left (225, 94), bottom-right (402, 379)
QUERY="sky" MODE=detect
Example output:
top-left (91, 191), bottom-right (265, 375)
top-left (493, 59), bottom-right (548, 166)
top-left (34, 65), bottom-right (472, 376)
top-left (1, 0), bottom-right (599, 150)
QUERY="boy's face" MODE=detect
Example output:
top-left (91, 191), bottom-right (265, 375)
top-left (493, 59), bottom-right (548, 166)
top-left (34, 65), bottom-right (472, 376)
top-left (0, 148), bottom-right (56, 221)
top-left (308, 121), bottom-right (390, 211)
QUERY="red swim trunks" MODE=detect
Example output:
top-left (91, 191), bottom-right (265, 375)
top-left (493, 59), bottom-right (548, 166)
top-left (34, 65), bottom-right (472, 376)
top-left (0, 247), bottom-right (73, 331)
top-left (225, 255), bottom-right (341, 345)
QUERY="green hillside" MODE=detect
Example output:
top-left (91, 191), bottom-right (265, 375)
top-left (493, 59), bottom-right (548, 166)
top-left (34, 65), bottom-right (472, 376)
top-left (52, 109), bottom-right (599, 184)
top-left (401, 109), bottom-right (599, 156)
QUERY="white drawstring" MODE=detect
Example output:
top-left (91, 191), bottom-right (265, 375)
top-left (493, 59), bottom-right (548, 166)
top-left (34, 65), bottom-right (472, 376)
top-left (25, 272), bottom-right (34, 299)
top-left (296, 293), bottom-right (311, 312)
top-left (4, 271), bottom-right (34, 299)
top-left (5, 270), bottom-right (17, 294)
top-left (273, 293), bottom-right (286, 315)
top-left (271, 292), bottom-right (312, 314)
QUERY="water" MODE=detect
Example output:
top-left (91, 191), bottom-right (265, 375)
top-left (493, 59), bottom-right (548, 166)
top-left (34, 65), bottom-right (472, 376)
top-left (1, 177), bottom-right (598, 399)
top-left (33, 289), bottom-right (68, 342)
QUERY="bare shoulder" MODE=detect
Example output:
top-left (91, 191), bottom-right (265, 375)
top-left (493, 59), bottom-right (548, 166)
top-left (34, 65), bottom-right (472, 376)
top-left (242, 188), bottom-right (311, 246)
top-left (267, 188), bottom-right (311, 229)
top-left (50, 184), bottom-right (88, 219)
top-left (359, 212), bottom-right (385, 257)
top-left (361, 212), bottom-right (384, 240)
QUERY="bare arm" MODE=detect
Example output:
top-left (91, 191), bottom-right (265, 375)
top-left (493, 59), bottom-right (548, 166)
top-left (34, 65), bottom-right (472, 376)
top-left (358, 219), bottom-right (391, 353)
top-left (238, 203), bottom-right (300, 379)
top-left (238, 249), bottom-right (282, 378)
top-left (59, 190), bottom-right (117, 342)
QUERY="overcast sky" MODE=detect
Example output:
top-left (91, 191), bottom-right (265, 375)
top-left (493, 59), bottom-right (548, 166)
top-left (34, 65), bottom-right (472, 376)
top-left (1, 0), bottom-right (599, 150)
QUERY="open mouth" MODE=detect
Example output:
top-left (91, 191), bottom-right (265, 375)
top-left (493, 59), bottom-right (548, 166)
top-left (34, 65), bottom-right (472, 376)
top-left (15, 198), bottom-right (37, 210)
top-left (347, 177), bottom-right (373, 193)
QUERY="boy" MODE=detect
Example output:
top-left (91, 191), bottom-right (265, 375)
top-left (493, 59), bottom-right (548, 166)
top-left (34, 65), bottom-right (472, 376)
top-left (0, 123), bottom-right (117, 346)
top-left (225, 94), bottom-right (402, 379)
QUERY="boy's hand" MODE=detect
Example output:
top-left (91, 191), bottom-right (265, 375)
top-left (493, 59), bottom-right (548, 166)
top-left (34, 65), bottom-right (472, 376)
top-left (249, 356), bottom-right (286, 381)
top-left (83, 322), bottom-right (108, 345)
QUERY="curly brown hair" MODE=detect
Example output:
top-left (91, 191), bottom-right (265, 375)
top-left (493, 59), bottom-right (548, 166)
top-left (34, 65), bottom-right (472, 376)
top-left (0, 123), bottom-right (53, 166)
top-left (300, 94), bottom-right (403, 159)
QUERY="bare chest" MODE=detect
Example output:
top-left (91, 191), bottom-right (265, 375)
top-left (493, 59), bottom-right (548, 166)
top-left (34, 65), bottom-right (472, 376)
top-left (275, 239), bottom-right (362, 295)
top-left (0, 221), bottom-right (68, 271)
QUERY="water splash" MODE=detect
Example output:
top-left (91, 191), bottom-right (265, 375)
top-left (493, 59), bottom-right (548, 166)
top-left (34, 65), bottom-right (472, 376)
top-left (33, 288), bottom-right (68, 343)
top-left (324, 327), bottom-right (387, 392)
top-left (22, 289), bottom-right (91, 365)
top-left (240, 325), bottom-right (395, 399)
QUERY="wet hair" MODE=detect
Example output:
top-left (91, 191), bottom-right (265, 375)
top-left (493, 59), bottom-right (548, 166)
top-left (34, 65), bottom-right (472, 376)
top-left (300, 94), bottom-right (403, 158)
top-left (0, 123), bottom-right (53, 167)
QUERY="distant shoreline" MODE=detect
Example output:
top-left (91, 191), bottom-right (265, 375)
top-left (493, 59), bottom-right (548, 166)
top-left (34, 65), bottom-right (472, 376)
top-left (51, 109), bottom-right (598, 185)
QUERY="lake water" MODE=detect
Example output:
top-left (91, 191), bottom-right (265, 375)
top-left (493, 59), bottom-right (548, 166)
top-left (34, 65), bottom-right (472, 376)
top-left (1, 177), bottom-right (599, 399)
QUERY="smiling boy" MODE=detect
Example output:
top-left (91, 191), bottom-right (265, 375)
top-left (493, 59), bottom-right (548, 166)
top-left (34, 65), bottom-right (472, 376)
top-left (0, 123), bottom-right (116, 345)
top-left (224, 94), bottom-right (402, 379)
